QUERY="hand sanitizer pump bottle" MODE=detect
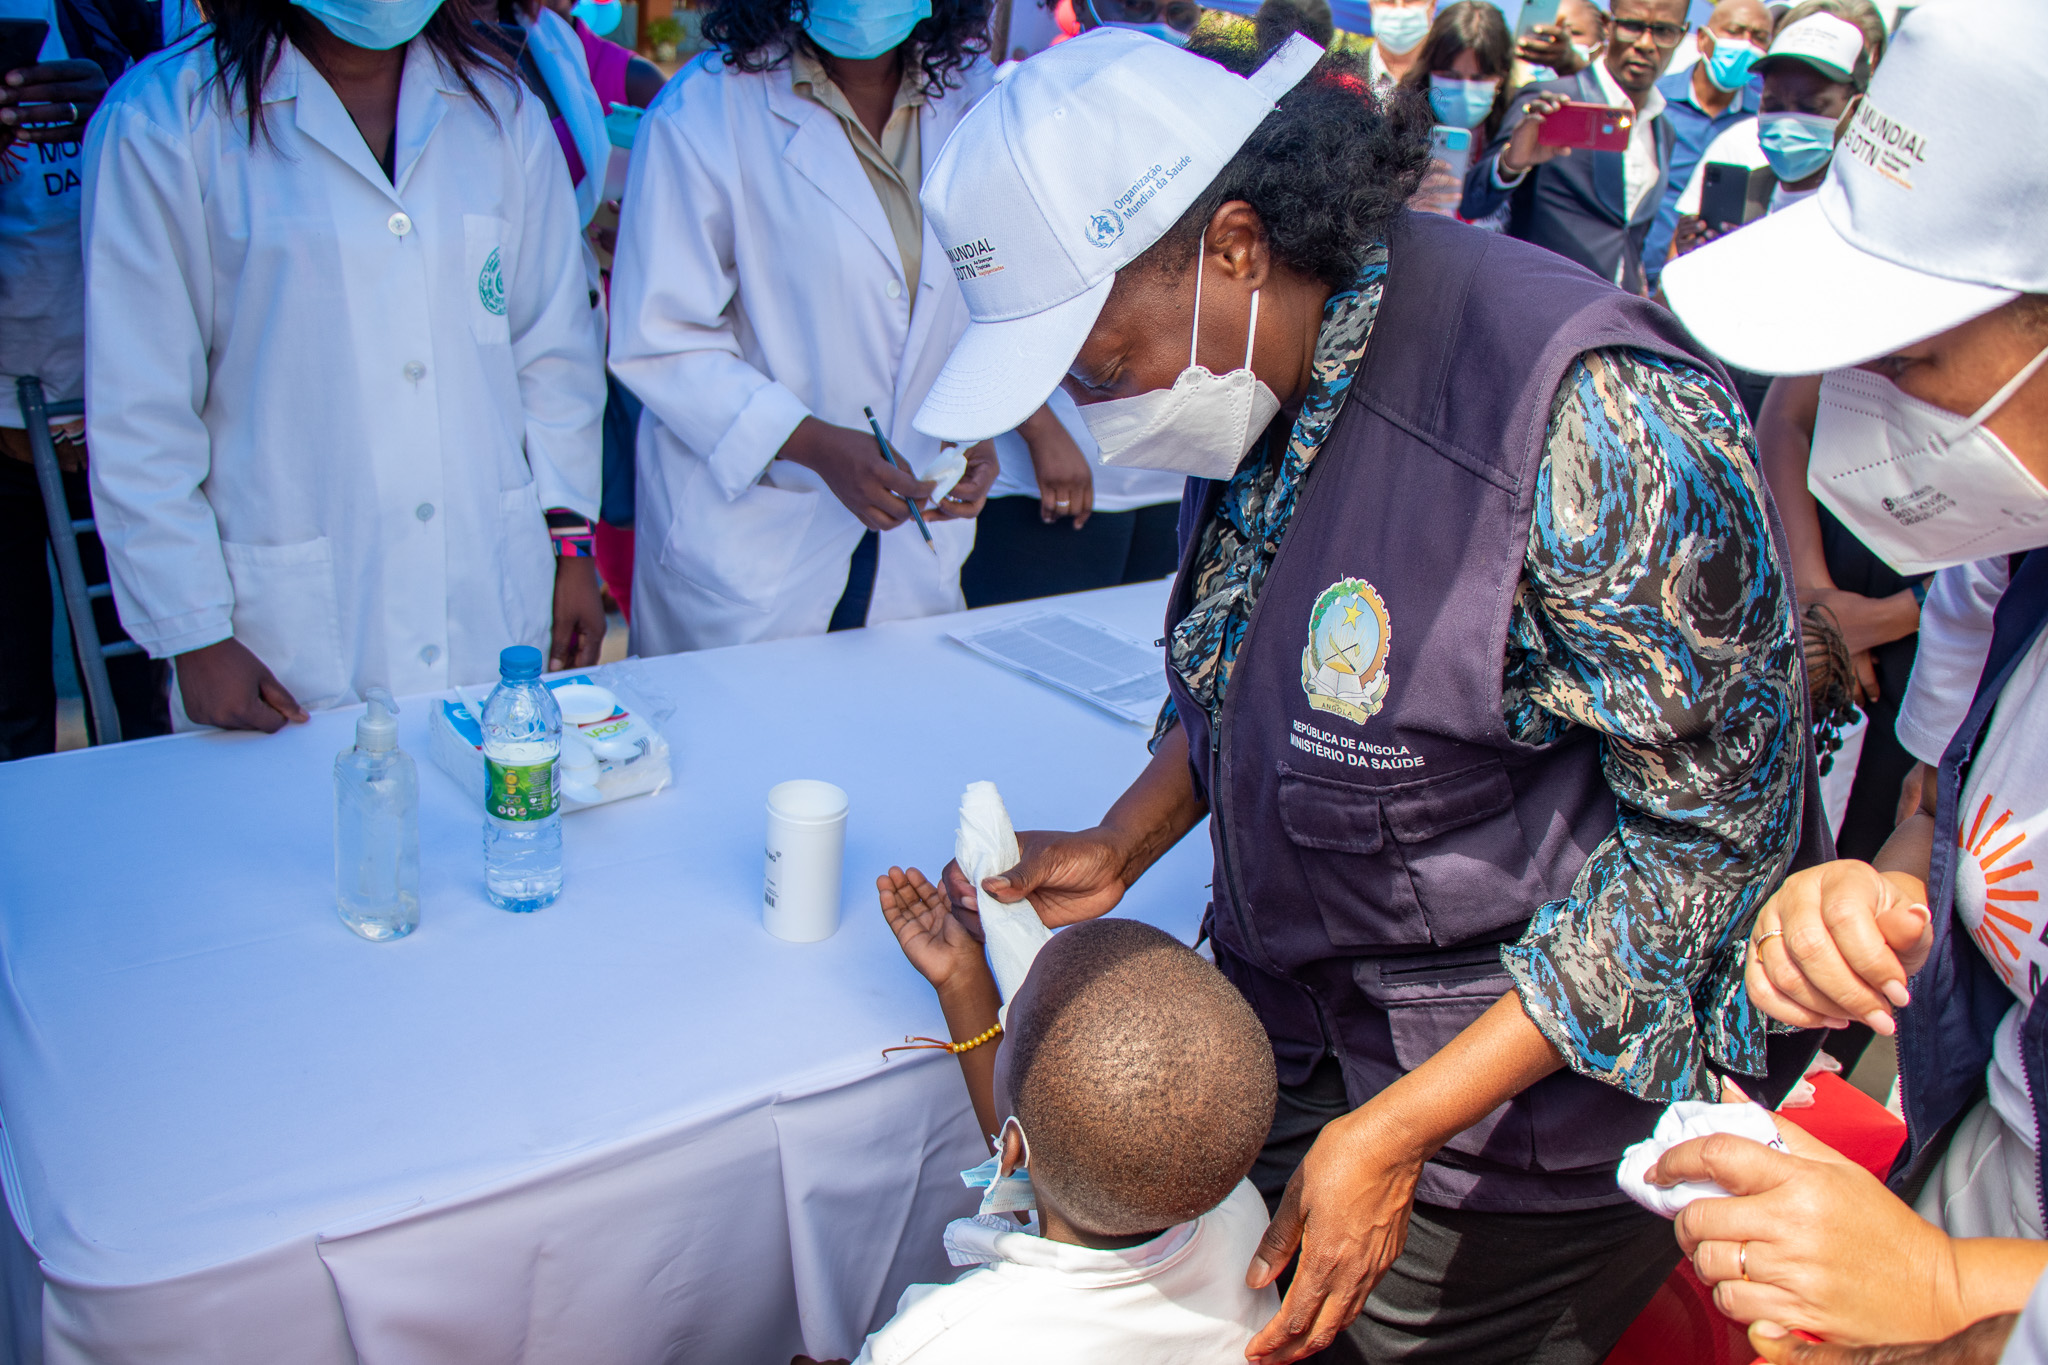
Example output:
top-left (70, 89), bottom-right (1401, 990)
top-left (334, 688), bottom-right (421, 941)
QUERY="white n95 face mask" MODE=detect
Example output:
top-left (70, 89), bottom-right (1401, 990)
top-left (1808, 347), bottom-right (2048, 576)
top-left (1078, 262), bottom-right (1281, 482)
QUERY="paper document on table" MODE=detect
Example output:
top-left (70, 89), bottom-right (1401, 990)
top-left (949, 611), bottom-right (1168, 725)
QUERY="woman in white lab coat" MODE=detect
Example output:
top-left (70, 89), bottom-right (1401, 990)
top-left (82, 0), bottom-right (605, 731)
top-left (608, 0), bottom-right (1001, 654)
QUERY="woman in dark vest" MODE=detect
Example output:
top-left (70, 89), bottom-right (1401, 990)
top-left (913, 21), bottom-right (1816, 1365)
top-left (1650, 0), bottom-right (2048, 1355)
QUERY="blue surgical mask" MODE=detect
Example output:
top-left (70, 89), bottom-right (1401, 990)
top-left (804, 0), bottom-right (933, 60)
top-left (1757, 110), bottom-right (1838, 183)
top-left (960, 1119), bottom-right (1036, 1215)
top-left (571, 0), bottom-right (621, 35)
top-left (1428, 74), bottom-right (1497, 128)
top-left (1369, 2), bottom-right (1432, 55)
top-left (1702, 33), bottom-right (1760, 91)
top-left (291, 0), bottom-right (443, 49)
top-left (1106, 20), bottom-right (1188, 45)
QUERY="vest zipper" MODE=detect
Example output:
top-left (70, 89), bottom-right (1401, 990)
top-left (1211, 434), bottom-right (1335, 979)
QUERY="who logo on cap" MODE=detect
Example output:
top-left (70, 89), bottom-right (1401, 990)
top-left (1664, 0), bottom-right (2048, 375)
top-left (913, 28), bottom-right (1322, 443)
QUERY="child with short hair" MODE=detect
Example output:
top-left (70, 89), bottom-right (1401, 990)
top-left (844, 866), bottom-right (1281, 1363)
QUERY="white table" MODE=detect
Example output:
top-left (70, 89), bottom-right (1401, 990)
top-left (0, 583), bottom-right (1211, 1365)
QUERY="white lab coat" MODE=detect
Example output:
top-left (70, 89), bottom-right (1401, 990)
top-left (608, 52), bottom-right (993, 654)
top-left (83, 39), bottom-right (603, 715)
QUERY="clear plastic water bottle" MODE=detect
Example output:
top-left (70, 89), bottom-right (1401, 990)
top-left (481, 645), bottom-right (563, 911)
top-left (334, 687), bottom-right (420, 941)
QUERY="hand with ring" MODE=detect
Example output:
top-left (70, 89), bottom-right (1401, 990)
top-left (1745, 860), bottom-right (1932, 1037)
top-left (0, 59), bottom-right (108, 148)
top-left (1649, 1121), bottom-right (1997, 1344)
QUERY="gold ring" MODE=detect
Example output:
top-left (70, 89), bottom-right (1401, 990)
top-left (1752, 928), bottom-right (1784, 954)
top-left (1739, 1241), bottom-right (1750, 1281)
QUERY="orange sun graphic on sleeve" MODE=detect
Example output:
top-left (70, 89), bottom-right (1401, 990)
top-left (1958, 793), bottom-right (2042, 993)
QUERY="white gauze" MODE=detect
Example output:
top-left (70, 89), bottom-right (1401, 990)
top-left (955, 781), bottom-right (1052, 1025)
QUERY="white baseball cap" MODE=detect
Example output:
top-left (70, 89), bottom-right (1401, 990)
top-left (913, 28), bottom-right (1323, 443)
top-left (1662, 0), bottom-right (2048, 375)
top-left (1752, 11), bottom-right (1866, 83)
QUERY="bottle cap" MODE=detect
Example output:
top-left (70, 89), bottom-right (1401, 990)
top-left (356, 687), bottom-right (400, 752)
top-left (499, 645), bottom-right (543, 681)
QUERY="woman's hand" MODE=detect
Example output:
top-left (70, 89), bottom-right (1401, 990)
top-left (1498, 91), bottom-right (1572, 178)
top-left (1748, 1315), bottom-right (2018, 1365)
top-left (0, 59), bottom-right (107, 147)
top-left (925, 440), bottom-right (998, 522)
top-left (173, 637), bottom-right (308, 732)
top-left (1655, 1133), bottom-right (1974, 1343)
top-left (1244, 993), bottom-right (1565, 1363)
top-left (1020, 413), bottom-right (1095, 527)
top-left (778, 418), bottom-right (932, 530)
top-left (1746, 861), bottom-right (1932, 1034)
top-left (550, 555), bottom-right (606, 671)
top-left (1409, 160), bottom-right (1465, 220)
top-left (1516, 23), bottom-right (1585, 74)
top-left (877, 865), bottom-right (992, 995)
top-left (1243, 1104), bottom-right (1427, 1363)
top-left (941, 826), bottom-right (1135, 928)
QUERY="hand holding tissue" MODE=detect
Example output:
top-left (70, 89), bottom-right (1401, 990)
top-left (1616, 1101), bottom-right (1788, 1219)
top-left (955, 782), bottom-right (1052, 1024)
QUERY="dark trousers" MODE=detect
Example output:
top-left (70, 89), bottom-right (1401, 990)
top-left (960, 496), bottom-right (1181, 609)
top-left (1251, 1058), bottom-right (1681, 1365)
top-left (0, 451), bottom-right (170, 759)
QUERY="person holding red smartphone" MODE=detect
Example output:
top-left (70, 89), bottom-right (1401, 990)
top-left (1460, 0), bottom-right (1689, 293)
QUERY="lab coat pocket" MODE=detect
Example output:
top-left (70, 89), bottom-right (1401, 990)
top-left (500, 483), bottom-right (555, 650)
top-left (658, 458), bottom-right (819, 611)
top-left (465, 214), bottom-right (512, 346)
top-left (220, 537), bottom-right (350, 711)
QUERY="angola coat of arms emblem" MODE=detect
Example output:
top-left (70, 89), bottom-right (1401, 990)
top-left (1300, 577), bottom-right (1392, 725)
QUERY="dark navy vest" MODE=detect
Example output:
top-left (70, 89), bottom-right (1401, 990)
top-left (1165, 212), bottom-right (1826, 1211)
top-left (1897, 548), bottom-right (2048, 1223)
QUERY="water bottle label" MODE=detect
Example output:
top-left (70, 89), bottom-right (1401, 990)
top-left (486, 759), bottom-right (558, 821)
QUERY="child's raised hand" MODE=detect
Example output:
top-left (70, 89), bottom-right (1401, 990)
top-left (877, 866), bottom-right (991, 993)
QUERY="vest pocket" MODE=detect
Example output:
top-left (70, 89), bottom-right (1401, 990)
top-left (1276, 759), bottom-right (1548, 949)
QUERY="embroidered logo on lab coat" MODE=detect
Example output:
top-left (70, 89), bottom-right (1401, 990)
top-left (478, 247), bottom-right (507, 316)
top-left (1301, 577), bottom-right (1391, 726)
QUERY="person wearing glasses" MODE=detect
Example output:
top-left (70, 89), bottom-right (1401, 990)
top-left (1461, 0), bottom-right (1692, 294)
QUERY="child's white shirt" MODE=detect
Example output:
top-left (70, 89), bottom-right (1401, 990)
top-left (851, 1179), bottom-right (1279, 1363)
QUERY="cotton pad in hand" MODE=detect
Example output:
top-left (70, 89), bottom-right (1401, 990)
top-left (1616, 1100), bottom-right (1787, 1219)
top-left (922, 448), bottom-right (968, 507)
top-left (954, 781), bottom-right (1051, 1024)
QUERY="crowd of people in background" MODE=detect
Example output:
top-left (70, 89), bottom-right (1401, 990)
top-left (9, 0), bottom-right (2048, 1359)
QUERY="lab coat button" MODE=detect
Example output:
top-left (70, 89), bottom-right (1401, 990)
top-left (885, 279), bottom-right (902, 300)
top-left (420, 644), bottom-right (441, 665)
top-left (415, 502), bottom-right (435, 522)
top-left (402, 361), bottom-right (426, 381)
top-left (388, 212), bottom-right (412, 236)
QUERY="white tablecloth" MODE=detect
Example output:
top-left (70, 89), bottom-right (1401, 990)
top-left (0, 583), bottom-right (1211, 1365)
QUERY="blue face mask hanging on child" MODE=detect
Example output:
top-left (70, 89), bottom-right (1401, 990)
top-left (291, 0), bottom-right (444, 50)
top-left (1428, 74), bottom-right (1497, 128)
top-left (804, 0), bottom-right (934, 60)
top-left (1758, 110), bottom-right (1839, 183)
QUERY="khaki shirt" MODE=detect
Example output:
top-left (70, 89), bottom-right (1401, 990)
top-left (791, 51), bottom-right (926, 311)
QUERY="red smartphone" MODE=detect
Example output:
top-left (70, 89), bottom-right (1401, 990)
top-left (1536, 102), bottom-right (1633, 152)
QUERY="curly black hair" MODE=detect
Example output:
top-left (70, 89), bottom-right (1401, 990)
top-left (1139, 25), bottom-right (1432, 290)
top-left (700, 0), bottom-right (993, 97)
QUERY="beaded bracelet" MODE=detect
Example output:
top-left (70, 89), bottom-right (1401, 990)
top-left (882, 1023), bottom-right (1001, 1059)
